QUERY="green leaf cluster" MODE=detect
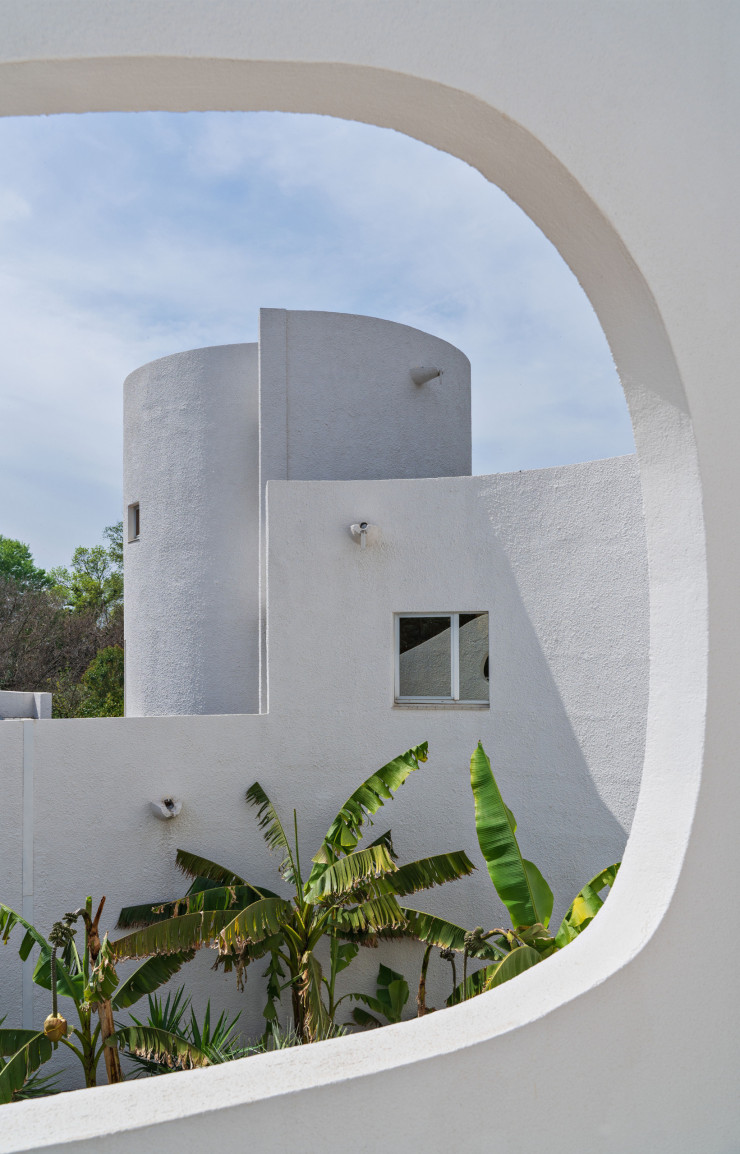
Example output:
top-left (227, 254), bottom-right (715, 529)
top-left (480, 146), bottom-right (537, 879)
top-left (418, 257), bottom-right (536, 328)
top-left (114, 744), bottom-right (478, 1042)
top-left (0, 898), bottom-right (197, 1101)
top-left (445, 742), bottom-right (620, 1004)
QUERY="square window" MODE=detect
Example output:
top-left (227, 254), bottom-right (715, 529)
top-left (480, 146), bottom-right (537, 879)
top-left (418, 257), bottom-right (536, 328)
top-left (127, 502), bottom-right (140, 542)
top-left (395, 612), bottom-right (489, 704)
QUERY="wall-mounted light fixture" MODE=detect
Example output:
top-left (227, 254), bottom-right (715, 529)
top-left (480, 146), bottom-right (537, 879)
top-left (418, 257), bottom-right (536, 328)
top-left (151, 797), bottom-right (182, 820)
top-left (410, 366), bottom-right (441, 386)
top-left (350, 522), bottom-right (379, 548)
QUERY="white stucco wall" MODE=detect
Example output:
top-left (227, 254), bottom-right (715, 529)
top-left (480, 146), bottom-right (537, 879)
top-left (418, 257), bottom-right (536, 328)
top-left (0, 692), bottom-right (51, 720)
top-left (259, 308), bottom-right (471, 484)
top-left (0, 2), bottom-right (735, 1151)
top-left (125, 311), bottom-right (470, 716)
top-left (0, 456), bottom-right (647, 1094)
top-left (123, 343), bottom-right (260, 716)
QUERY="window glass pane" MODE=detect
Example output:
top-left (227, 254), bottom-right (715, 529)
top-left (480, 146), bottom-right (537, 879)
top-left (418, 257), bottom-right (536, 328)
top-left (398, 616), bottom-right (451, 697)
top-left (459, 613), bottom-right (489, 701)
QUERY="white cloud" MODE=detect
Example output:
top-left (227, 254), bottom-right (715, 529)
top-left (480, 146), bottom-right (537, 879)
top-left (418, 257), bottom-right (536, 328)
top-left (0, 111), bottom-right (633, 570)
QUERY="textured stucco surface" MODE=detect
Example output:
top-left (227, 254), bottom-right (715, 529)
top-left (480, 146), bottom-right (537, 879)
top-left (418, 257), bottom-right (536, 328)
top-left (259, 308), bottom-right (471, 484)
top-left (0, 1), bottom-right (734, 1150)
top-left (0, 692), bottom-right (51, 719)
top-left (125, 311), bottom-right (470, 716)
top-left (123, 343), bottom-right (260, 716)
top-left (1, 456), bottom-right (647, 1089)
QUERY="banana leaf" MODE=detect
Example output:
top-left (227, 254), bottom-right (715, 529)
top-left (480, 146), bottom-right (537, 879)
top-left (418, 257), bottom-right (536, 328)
top-left (389, 851), bottom-right (475, 896)
top-left (32, 951), bottom-right (84, 1003)
top-left (447, 964), bottom-right (499, 1005)
top-left (334, 895), bottom-right (406, 935)
top-left (350, 964), bottom-right (409, 1026)
top-left (175, 850), bottom-right (246, 886)
top-left (112, 950), bottom-right (196, 1010)
top-left (109, 1025), bottom-right (211, 1070)
top-left (484, 944), bottom-right (542, 990)
top-left (308, 744), bottom-right (428, 886)
top-left (112, 910), bottom-right (237, 960)
top-left (246, 783), bottom-right (298, 884)
top-left (0, 905), bottom-right (49, 962)
top-left (0, 1032), bottom-right (52, 1105)
top-left (470, 743), bottom-right (553, 929)
top-left (555, 862), bottom-right (620, 948)
top-left (299, 952), bottom-right (331, 1042)
top-left (0, 1028), bottom-right (41, 1057)
top-left (305, 845), bottom-right (396, 901)
top-left (399, 908), bottom-right (507, 961)
top-left (219, 897), bottom-right (293, 951)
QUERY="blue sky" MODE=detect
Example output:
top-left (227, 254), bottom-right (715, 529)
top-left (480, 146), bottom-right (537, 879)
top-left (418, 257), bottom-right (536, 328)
top-left (0, 111), bottom-right (633, 571)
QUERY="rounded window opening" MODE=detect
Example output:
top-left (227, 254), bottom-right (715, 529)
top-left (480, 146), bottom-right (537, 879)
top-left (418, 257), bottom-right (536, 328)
top-left (0, 108), bottom-right (648, 1034)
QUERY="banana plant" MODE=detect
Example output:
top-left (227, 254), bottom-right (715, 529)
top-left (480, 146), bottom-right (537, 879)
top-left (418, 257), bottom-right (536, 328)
top-left (447, 742), bottom-right (620, 1003)
top-left (0, 897), bottom-right (203, 1101)
top-left (350, 963), bottom-right (410, 1028)
top-left (113, 744), bottom-right (481, 1043)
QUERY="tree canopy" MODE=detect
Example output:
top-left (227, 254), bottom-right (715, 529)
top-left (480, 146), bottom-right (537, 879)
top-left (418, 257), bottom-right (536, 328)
top-left (0, 524), bottom-right (124, 716)
top-left (0, 536), bottom-right (51, 591)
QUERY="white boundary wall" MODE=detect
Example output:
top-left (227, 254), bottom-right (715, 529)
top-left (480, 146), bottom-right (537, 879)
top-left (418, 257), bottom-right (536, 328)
top-left (0, 455), bottom-right (649, 1078)
top-left (0, 3), bottom-right (735, 1151)
top-left (0, 693), bottom-right (51, 720)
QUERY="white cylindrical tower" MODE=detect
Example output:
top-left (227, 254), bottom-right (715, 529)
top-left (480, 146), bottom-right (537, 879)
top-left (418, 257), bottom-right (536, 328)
top-left (123, 343), bottom-right (260, 716)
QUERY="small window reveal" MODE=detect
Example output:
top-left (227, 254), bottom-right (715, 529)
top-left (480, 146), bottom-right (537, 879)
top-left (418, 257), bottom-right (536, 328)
top-left (395, 613), bottom-right (489, 704)
top-left (127, 502), bottom-right (140, 542)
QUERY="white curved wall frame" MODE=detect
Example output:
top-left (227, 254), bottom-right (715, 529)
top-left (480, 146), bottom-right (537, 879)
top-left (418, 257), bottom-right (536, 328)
top-left (0, 3), bottom-right (736, 1150)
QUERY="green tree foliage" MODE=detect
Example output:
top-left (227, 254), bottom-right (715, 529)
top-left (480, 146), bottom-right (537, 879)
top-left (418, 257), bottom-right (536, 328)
top-left (0, 536), bottom-right (51, 590)
top-left (0, 523), bottom-right (124, 716)
top-left (77, 646), bottom-right (124, 717)
top-left (49, 522), bottom-right (123, 622)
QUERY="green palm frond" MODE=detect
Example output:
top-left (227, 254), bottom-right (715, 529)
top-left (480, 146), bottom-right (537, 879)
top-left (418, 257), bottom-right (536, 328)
top-left (0, 1032), bottom-right (52, 1106)
top-left (112, 910), bottom-right (236, 960)
top-left (299, 952), bottom-right (331, 1043)
top-left (175, 850), bottom-right (246, 886)
top-left (246, 783), bottom-right (298, 884)
top-left (555, 863), bottom-right (620, 948)
top-left (447, 963), bottom-right (499, 1005)
top-left (0, 904), bottom-right (49, 961)
top-left (470, 742), bottom-right (553, 929)
top-left (483, 944), bottom-right (542, 991)
top-left (350, 1006), bottom-right (383, 1029)
top-left (86, 934), bottom-right (119, 1005)
top-left (366, 829), bottom-right (398, 860)
top-left (0, 1028), bottom-right (41, 1057)
top-left (311, 744), bottom-right (428, 874)
top-left (219, 897), bottom-right (293, 952)
top-left (31, 950), bottom-right (83, 1003)
top-left (399, 908), bottom-right (507, 960)
top-left (117, 879), bottom-right (278, 929)
top-left (447, 944), bottom-right (542, 1005)
top-left (112, 950), bottom-right (196, 1010)
top-left (305, 845), bottom-right (397, 902)
top-left (390, 851), bottom-right (476, 897)
top-left (109, 1025), bottom-right (211, 1070)
top-left (335, 895), bottom-right (406, 935)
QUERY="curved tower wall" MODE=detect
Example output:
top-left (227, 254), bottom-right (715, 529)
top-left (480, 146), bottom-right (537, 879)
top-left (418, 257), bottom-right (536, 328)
top-left (124, 312), bottom-right (472, 716)
top-left (259, 309), bottom-right (471, 484)
top-left (123, 343), bottom-right (260, 717)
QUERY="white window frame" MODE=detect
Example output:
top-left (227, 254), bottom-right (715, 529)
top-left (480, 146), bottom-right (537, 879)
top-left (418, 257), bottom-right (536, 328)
top-left (394, 612), bottom-right (489, 705)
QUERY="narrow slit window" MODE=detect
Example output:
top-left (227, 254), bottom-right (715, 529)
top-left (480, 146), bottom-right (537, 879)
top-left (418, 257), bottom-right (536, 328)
top-left (395, 612), bottom-right (489, 704)
top-left (128, 502), bottom-right (140, 542)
